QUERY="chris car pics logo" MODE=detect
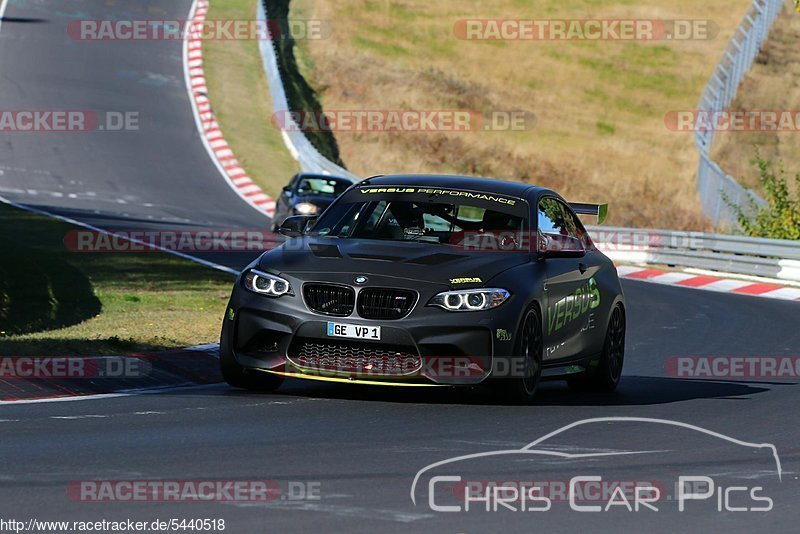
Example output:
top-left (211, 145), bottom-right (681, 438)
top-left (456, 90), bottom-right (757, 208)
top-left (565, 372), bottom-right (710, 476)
top-left (411, 417), bottom-right (781, 513)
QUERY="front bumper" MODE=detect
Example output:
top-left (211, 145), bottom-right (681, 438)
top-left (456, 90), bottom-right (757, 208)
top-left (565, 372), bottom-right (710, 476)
top-left (221, 273), bottom-right (524, 386)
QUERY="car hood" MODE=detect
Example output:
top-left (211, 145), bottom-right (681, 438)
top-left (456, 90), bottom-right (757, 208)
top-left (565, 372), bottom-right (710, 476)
top-left (258, 237), bottom-right (530, 287)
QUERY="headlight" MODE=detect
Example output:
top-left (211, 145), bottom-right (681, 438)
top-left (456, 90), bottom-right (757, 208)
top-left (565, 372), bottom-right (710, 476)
top-left (243, 269), bottom-right (292, 297)
top-left (294, 202), bottom-right (319, 215)
top-left (429, 288), bottom-right (510, 311)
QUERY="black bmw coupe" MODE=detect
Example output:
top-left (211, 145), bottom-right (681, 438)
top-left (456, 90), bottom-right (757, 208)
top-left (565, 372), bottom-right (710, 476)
top-left (221, 174), bottom-right (625, 403)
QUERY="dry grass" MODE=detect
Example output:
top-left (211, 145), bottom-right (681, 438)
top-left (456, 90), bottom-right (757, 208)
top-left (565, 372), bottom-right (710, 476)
top-left (203, 0), bottom-right (300, 196)
top-left (290, 0), bottom-right (758, 229)
top-left (710, 3), bottom-right (800, 195)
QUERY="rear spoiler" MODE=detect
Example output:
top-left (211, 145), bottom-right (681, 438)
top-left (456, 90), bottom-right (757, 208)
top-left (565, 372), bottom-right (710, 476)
top-left (569, 202), bottom-right (608, 225)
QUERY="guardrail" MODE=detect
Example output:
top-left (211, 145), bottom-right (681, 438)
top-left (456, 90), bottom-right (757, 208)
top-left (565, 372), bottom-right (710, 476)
top-left (694, 0), bottom-right (783, 226)
top-left (257, 0), bottom-right (360, 180)
top-left (589, 226), bottom-right (800, 282)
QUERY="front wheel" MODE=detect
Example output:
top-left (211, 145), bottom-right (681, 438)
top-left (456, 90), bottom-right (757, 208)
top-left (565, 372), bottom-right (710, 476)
top-left (568, 304), bottom-right (625, 392)
top-left (493, 307), bottom-right (543, 404)
top-left (220, 348), bottom-right (284, 392)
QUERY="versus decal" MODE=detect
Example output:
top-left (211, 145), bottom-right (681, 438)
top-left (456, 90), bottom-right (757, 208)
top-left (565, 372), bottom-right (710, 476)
top-left (450, 277), bottom-right (483, 284)
top-left (547, 277), bottom-right (600, 334)
top-left (359, 187), bottom-right (518, 205)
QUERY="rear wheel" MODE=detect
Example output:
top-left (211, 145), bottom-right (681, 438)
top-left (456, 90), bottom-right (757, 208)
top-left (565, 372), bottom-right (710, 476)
top-left (220, 349), bottom-right (284, 392)
top-left (493, 307), bottom-right (543, 404)
top-left (568, 304), bottom-right (625, 392)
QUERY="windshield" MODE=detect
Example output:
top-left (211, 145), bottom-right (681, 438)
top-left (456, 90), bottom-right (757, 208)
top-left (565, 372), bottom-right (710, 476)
top-left (309, 187), bottom-right (529, 249)
top-left (295, 177), bottom-right (352, 197)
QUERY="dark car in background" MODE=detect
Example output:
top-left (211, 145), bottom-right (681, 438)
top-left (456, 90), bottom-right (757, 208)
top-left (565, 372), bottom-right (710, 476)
top-left (271, 173), bottom-right (355, 231)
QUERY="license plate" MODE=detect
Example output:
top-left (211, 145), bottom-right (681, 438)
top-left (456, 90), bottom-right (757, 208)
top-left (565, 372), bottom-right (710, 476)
top-left (327, 322), bottom-right (381, 340)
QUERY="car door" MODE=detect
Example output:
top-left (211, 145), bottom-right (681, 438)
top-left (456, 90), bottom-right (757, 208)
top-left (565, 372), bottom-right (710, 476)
top-left (562, 203), bottom-right (613, 358)
top-left (558, 201), bottom-right (607, 357)
top-left (538, 197), bottom-right (592, 362)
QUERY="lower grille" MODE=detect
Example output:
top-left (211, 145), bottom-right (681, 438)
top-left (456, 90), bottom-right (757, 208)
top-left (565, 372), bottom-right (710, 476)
top-left (303, 283), bottom-right (355, 316)
top-left (287, 338), bottom-right (422, 376)
top-left (357, 288), bottom-right (417, 320)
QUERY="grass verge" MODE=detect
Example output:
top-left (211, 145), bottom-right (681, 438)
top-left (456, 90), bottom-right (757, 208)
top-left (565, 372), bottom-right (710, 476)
top-left (202, 0), bottom-right (300, 197)
top-left (0, 202), bottom-right (234, 357)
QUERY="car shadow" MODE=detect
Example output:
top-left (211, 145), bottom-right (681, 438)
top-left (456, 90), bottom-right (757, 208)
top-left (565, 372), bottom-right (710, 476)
top-left (237, 374), bottom-right (782, 406)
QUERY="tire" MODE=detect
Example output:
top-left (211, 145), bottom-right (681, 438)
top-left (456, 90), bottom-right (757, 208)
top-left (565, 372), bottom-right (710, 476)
top-left (493, 306), bottom-right (543, 404)
top-left (220, 349), bottom-right (284, 392)
top-left (568, 304), bottom-right (625, 392)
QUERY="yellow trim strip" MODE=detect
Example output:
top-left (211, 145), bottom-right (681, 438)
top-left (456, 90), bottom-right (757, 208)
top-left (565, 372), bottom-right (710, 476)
top-left (257, 369), bottom-right (444, 387)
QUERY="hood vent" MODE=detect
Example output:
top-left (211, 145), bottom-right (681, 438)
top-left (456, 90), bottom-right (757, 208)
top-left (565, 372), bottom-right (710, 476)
top-left (348, 253), bottom-right (403, 262)
top-left (309, 244), bottom-right (342, 258)
top-left (405, 253), bottom-right (466, 266)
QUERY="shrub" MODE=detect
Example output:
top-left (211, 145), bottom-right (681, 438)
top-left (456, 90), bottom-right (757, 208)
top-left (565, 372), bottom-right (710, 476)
top-left (726, 150), bottom-right (800, 240)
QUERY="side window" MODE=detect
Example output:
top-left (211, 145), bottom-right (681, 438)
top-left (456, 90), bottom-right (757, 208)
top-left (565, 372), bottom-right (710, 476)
top-left (538, 197), bottom-right (568, 235)
top-left (537, 197), bottom-right (585, 253)
top-left (560, 204), bottom-right (593, 250)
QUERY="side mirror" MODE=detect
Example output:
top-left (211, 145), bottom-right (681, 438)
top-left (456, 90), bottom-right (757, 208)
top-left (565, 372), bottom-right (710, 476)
top-left (278, 215), bottom-right (317, 238)
top-left (282, 186), bottom-right (292, 197)
top-left (539, 233), bottom-right (586, 258)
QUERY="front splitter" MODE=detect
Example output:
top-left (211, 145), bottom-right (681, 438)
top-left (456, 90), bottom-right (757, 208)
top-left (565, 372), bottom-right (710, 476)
top-left (257, 368), bottom-right (448, 387)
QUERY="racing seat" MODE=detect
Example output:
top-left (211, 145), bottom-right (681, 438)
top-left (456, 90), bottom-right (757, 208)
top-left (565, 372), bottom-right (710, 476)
top-left (481, 210), bottom-right (522, 232)
top-left (480, 210), bottom-right (523, 250)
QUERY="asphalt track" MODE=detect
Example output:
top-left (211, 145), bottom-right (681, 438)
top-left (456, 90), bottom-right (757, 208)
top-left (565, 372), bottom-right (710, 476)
top-left (1, 0), bottom-right (799, 532)
top-left (0, 0), bottom-right (267, 270)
